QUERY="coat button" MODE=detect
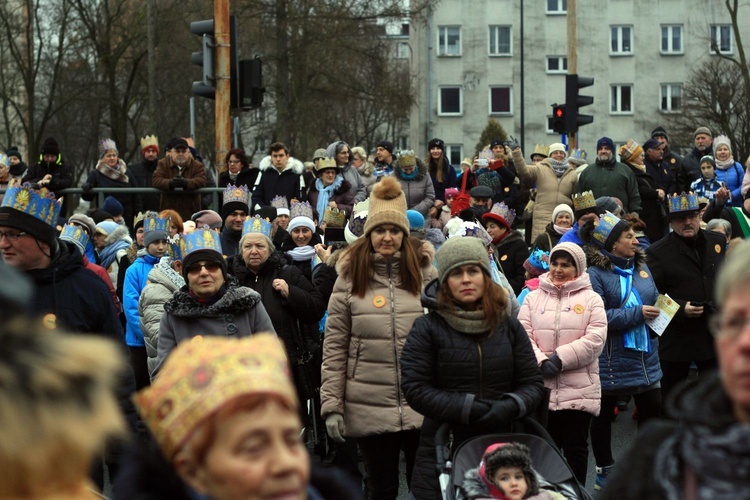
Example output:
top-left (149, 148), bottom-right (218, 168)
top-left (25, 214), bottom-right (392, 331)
top-left (227, 323), bottom-right (238, 334)
top-left (224, 314), bottom-right (234, 322)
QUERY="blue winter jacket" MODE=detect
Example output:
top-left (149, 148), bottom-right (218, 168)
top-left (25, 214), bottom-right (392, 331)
top-left (124, 253), bottom-right (160, 347)
top-left (585, 246), bottom-right (662, 392)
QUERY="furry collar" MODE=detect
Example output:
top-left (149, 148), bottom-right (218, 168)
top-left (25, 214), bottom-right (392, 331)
top-left (258, 155), bottom-right (305, 175)
top-left (165, 276), bottom-right (262, 317)
top-left (584, 244), bottom-right (646, 271)
top-left (103, 224), bottom-right (132, 247)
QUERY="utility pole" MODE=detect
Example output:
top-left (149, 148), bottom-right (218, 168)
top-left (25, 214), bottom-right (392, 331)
top-left (214, 0), bottom-right (231, 174)
top-left (147, 0), bottom-right (157, 131)
top-left (566, 0), bottom-right (578, 149)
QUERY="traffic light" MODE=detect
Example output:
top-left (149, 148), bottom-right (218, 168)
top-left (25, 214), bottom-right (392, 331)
top-left (238, 57), bottom-right (264, 110)
top-left (550, 104), bottom-right (567, 134)
top-left (190, 19), bottom-right (215, 98)
top-left (565, 74), bottom-right (594, 133)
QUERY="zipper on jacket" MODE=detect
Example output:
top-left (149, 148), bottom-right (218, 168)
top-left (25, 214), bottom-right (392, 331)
top-left (477, 342), bottom-right (484, 399)
top-left (641, 351), bottom-right (650, 386)
top-left (387, 261), bottom-right (404, 428)
top-left (553, 288), bottom-right (563, 410)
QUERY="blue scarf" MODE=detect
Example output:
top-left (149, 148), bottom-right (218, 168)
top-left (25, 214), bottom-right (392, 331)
top-left (613, 264), bottom-right (651, 352)
top-left (314, 175), bottom-right (343, 224)
top-left (400, 168), bottom-right (418, 180)
top-left (98, 239), bottom-right (131, 269)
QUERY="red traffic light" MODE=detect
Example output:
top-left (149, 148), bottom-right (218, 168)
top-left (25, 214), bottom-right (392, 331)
top-left (555, 107), bottom-right (564, 118)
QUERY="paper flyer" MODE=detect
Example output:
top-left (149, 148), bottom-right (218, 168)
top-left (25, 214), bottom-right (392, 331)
top-left (646, 294), bottom-right (680, 336)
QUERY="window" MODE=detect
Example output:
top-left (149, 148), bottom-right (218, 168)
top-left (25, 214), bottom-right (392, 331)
top-left (438, 26), bottom-right (461, 56)
top-left (397, 42), bottom-right (409, 59)
top-left (489, 86), bottom-right (512, 115)
top-left (489, 26), bottom-right (512, 56)
top-left (611, 84), bottom-right (633, 114)
top-left (611, 26), bottom-right (633, 55)
top-left (661, 84), bottom-right (682, 112)
top-left (546, 56), bottom-right (567, 73)
top-left (660, 25), bottom-right (683, 54)
top-left (439, 86), bottom-right (462, 115)
top-left (546, 0), bottom-right (566, 14)
top-left (447, 145), bottom-right (463, 166)
top-left (710, 25), bottom-right (733, 54)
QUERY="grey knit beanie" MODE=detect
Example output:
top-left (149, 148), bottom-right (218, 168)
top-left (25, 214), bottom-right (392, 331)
top-left (435, 237), bottom-right (491, 283)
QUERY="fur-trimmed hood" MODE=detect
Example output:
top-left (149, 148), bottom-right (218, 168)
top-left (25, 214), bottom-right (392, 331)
top-left (165, 275), bottom-right (262, 317)
top-left (584, 244), bottom-right (646, 271)
top-left (258, 155), bottom-right (305, 175)
top-left (103, 224), bottom-right (132, 247)
top-left (335, 239), bottom-right (435, 278)
top-left (394, 157), bottom-right (429, 182)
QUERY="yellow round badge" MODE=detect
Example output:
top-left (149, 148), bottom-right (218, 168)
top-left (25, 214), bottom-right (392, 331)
top-left (372, 295), bottom-right (386, 308)
top-left (42, 313), bottom-right (57, 330)
top-left (670, 158), bottom-right (676, 164)
top-left (501, 255), bottom-right (508, 261)
top-left (715, 244), bottom-right (722, 254)
top-left (640, 270), bottom-right (649, 279)
top-left (504, 187), bottom-right (510, 192)
top-left (573, 304), bottom-right (585, 314)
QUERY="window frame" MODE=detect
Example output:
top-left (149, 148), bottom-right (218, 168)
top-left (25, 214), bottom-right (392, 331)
top-left (437, 25), bottom-right (462, 57)
top-left (488, 25), bottom-right (512, 56)
top-left (397, 41), bottom-right (410, 59)
top-left (546, 0), bottom-right (567, 15)
top-left (660, 24), bottom-right (683, 55)
top-left (447, 145), bottom-right (463, 167)
top-left (610, 25), bottom-right (634, 56)
top-left (660, 83), bottom-right (682, 113)
top-left (610, 84), bottom-right (634, 115)
top-left (488, 86), bottom-right (513, 115)
top-left (546, 55), bottom-right (568, 74)
top-left (438, 86), bottom-right (463, 116)
top-left (710, 24), bottom-right (733, 55)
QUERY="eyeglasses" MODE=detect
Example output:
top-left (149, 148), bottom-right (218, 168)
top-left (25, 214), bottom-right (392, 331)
top-left (0, 230), bottom-right (28, 242)
top-left (709, 313), bottom-right (750, 339)
top-left (186, 261), bottom-right (222, 275)
top-left (228, 159), bottom-right (241, 164)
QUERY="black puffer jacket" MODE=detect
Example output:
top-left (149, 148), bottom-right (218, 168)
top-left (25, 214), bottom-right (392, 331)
top-left (400, 279), bottom-right (545, 500)
top-left (493, 229), bottom-right (530, 295)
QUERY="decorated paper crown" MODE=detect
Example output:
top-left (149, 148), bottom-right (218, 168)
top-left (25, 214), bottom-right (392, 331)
top-left (345, 211), bottom-right (368, 243)
top-left (98, 138), bottom-right (117, 157)
top-left (270, 195), bottom-right (289, 215)
top-left (323, 207), bottom-right (347, 228)
top-left (668, 192), bottom-right (701, 214)
top-left (485, 201), bottom-right (516, 227)
top-left (143, 211), bottom-right (170, 234)
top-left (449, 220), bottom-right (493, 247)
top-left (591, 211), bottom-right (628, 248)
top-left (168, 234), bottom-right (187, 261)
top-left (0, 183), bottom-right (61, 226)
top-left (569, 149), bottom-right (587, 161)
top-left (397, 150), bottom-right (417, 168)
top-left (316, 157), bottom-right (338, 170)
top-left (183, 227), bottom-right (223, 256)
top-left (532, 144), bottom-right (549, 158)
top-left (572, 190), bottom-right (596, 212)
top-left (0, 153), bottom-right (8, 167)
top-left (528, 247), bottom-right (550, 271)
top-left (60, 223), bottom-right (89, 252)
top-left (289, 200), bottom-right (314, 221)
top-left (619, 139), bottom-right (643, 163)
top-left (133, 334), bottom-right (296, 459)
top-left (133, 211), bottom-right (147, 228)
top-left (140, 134), bottom-right (159, 151)
top-left (222, 183), bottom-right (251, 207)
top-left (242, 215), bottom-right (273, 239)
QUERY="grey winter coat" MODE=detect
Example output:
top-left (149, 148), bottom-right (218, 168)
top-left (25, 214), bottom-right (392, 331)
top-left (392, 157), bottom-right (436, 217)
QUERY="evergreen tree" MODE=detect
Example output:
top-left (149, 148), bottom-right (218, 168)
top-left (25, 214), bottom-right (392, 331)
top-left (475, 119), bottom-right (507, 157)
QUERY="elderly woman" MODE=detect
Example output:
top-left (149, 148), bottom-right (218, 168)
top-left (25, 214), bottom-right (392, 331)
top-left (600, 241), bottom-right (750, 499)
top-left (351, 146), bottom-right (377, 195)
top-left (400, 237), bottom-right (545, 499)
top-left (153, 228), bottom-right (275, 375)
top-left (82, 138), bottom-right (135, 227)
top-left (532, 203), bottom-right (575, 252)
top-left (129, 334), bottom-right (361, 499)
top-left (326, 140), bottom-right (367, 203)
top-left (581, 212), bottom-right (663, 491)
top-left (519, 242), bottom-right (607, 485)
top-left (321, 177), bottom-right (437, 499)
top-left (307, 157), bottom-right (355, 222)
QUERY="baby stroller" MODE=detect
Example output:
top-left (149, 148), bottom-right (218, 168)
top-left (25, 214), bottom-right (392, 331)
top-left (435, 417), bottom-right (593, 500)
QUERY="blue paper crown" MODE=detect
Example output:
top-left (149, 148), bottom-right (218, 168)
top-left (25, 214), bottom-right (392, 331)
top-left (143, 211), bottom-right (170, 234)
top-left (569, 149), bottom-right (587, 161)
top-left (289, 200), bottom-right (314, 221)
top-left (60, 223), bottom-right (89, 251)
top-left (222, 183), bottom-right (251, 207)
top-left (487, 201), bottom-right (516, 227)
top-left (0, 153), bottom-right (8, 167)
top-left (242, 215), bottom-right (273, 239)
top-left (668, 192), bottom-right (700, 214)
top-left (591, 211), bottom-right (623, 247)
top-left (168, 234), bottom-right (187, 261)
top-left (528, 247), bottom-right (550, 271)
top-left (183, 227), bottom-right (223, 256)
top-left (1, 183), bottom-right (61, 227)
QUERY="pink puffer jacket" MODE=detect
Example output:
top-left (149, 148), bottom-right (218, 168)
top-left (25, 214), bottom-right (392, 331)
top-left (518, 272), bottom-right (607, 416)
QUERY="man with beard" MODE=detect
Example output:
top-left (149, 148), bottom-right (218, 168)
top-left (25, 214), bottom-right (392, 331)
top-left (577, 136), bottom-right (641, 214)
top-left (646, 192), bottom-right (725, 400)
top-left (677, 126), bottom-right (713, 192)
top-left (129, 135), bottom-right (161, 212)
top-left (151, 137), bottom-right (207, 220)
top-left (219, 184), bottom-right (251, 257)
top-left (22, 137), bottom-right (74, 215)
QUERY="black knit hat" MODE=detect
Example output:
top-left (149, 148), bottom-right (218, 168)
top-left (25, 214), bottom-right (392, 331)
top-left (428, 138), bottom-right (445, 151)
top-left (40, 137), bottom-right (60, 157)
top-left (181, 249), bottom-right (227, 280)
top-left (6, 146), bottom-right (22, 161)
top-left (651, 126), bottom-right (669, 142)
top-left (0, 208), bottom-right (58, 250)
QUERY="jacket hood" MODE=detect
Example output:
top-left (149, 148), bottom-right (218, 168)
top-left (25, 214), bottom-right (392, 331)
top-left (335, 239), bottom-right (435, 278)
top-left (459, 468), bottom-right (494, 499)
top-left (165, 275), bottom-right (262, 317)
top-left (103, 224), bottom-right (133, 247)
top-left (537, 269), bottom-right (593, 295)
top-left (147, 256), bottom-right (185, 292)
top-left (26, 240), bottom-right (82, 285)
top-left (394, 157), bottom-right (428, 181)
top-left (258, 155), bottom-right (305, 175)
top-left (421, 278), bottom-right (440, 310)
top-left (584, 244), bottom-right (646, 271)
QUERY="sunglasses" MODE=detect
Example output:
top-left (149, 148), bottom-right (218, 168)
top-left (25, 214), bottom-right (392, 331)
top-left (186, 262), bottom-right (222, 275)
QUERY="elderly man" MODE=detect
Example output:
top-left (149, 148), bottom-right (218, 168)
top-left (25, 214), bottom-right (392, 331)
top-left (646, 193), bottom-right (725, 400)
top-left (677, 126), bottom-right (714, 192)
top-left (151, 137), bottom-right (207, 220)
top-left (577, 136), bottom-right (641, 215)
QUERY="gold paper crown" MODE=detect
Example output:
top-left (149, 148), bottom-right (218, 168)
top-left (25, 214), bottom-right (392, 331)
top-left (532, 144), bottom-right (549, 157)
top-left (668, 192), bottom-right (700, 214)
top-left (133, 334), bottom-right (296, 459)
top-left (143, 211), bottom-right (170, 233)
top-left (140, 134), bottom-right (159, 151)
top-left (59, 224), bottom-right (89, 251)
top-left (133, 211), bottom-right (147, 228)
top-left (168, 234), bottom-right (187, 261)
top-left (183, 227), bottom-right (223, 257)
top-left (397, 150), bottom-right (417, 168)
top-left (323, 207), bottom-right (347, 228)
top-left (572, 191), bottom-right (596, 211)
top-left (316, 157), bottom-right (338, 171)
top-left (242, 215), bottom-right (273, 239)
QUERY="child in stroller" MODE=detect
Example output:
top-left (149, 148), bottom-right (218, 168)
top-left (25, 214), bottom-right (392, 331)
top-left (459, 442), bottom-right (565, 500)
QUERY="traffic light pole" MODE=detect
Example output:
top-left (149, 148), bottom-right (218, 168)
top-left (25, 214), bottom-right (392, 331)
top-left (567, 0), bottom-right (578, 149)
top-left (214, 0), bottom-right (231, 174)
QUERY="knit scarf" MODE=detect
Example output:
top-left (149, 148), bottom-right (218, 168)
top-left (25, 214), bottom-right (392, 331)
top-left (631, 162), bottom-right (647, 172)
top-left (612, 263), bottom-right (650, 352)
top-left (314, 175), bottom-right (344, 224)
top-left (155, 256), bottom-right (185, 289)
top-left (553, 224), bottom-right (573, 235)
top-left (715, 156), bottom-right (735, 170)
top-left (549, 159), bottom-right (568, 177)
top-left (437, 308), bottom-right (489, 335)
top-left (96, 159), bottom-right (129, 183)
top-left (400, 168), bottom-right (418, 180)
top-left (98, 239), bottom-right (130, 269)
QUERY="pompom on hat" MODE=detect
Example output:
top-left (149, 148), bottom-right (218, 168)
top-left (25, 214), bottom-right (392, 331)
top-left (363, 176), bottom-right (409, 237)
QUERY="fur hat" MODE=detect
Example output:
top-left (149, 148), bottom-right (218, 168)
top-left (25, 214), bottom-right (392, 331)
top-left (550, 242), bottom-right (587, 277)
top-left (435, 236), bottom-right (491, 284)
top-left (98, 138), bottom-right (117, 159)
top-left (480, 443), bottom-right (539, 497)
top-left (694, 126), bottom-right (713, 138)
top-left (363, 176), bottom-right (409, 237)
top-left (596, 137), bottom-right (615, 153)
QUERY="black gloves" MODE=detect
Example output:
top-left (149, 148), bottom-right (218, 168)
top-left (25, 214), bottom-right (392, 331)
top-left (169, 177), bottom-right (188, 190)
top-left (540, 353), bottom-right (563, 378)
top-left (504, 135), bottom-right (520, 151)
top-left (469, 400), bottom-right (492, 422)
top-left (474, 398), bottom-right (519, 431)
top-left (81, 183), bottom-right (93, 194)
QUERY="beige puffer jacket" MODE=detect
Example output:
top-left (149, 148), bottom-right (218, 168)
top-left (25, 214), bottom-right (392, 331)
top-left (320, 241), bottom-right (437, 438)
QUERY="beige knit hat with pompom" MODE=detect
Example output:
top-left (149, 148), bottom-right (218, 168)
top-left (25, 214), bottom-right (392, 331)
top-left (363, 176), bottom-right (409, 237)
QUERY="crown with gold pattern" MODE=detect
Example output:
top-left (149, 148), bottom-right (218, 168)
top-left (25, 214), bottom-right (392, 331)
top-left (668, 192), bottom-right (701, 214)
top-left (532, 144), bottom-right (549, 158)
top-left (242, 215), bottom-right (273, 239)
top-left (289, 200), bottom-right (314, 221)
top-left (323, 207), bottom-right (347, 228)
top-left (59, 223), bottom-right (89, 253)
top-left (140, 134), bottom-right (159, 152)
top-left (397, 150), bottom-right (417, 168)
top-left (168, 234), bottom-right (187, 261)
top-left (315, 157), bottom-right (338, 171)
top-left (133, 334), bottom-right (296, 459)
top-left (591, 211), bottom-right (629, 249)
top-left (222, 183), bottom-right (251, 208)
top-left (0, 183), bottom-right (61, 226)
top-left (183, 227), bottom-right (223, 257)
top-left (270, 195), bottom-right (290, 216)
top-left (572, 190), bottom-right (596, 212)
top-left (133, 211), bottom-right (147, 228)
top-left (143, 211), bottom-right (170, 234)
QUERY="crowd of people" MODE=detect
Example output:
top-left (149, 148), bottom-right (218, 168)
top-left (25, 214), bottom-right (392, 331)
top-left (1, 125), bottom-right (750, 499)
